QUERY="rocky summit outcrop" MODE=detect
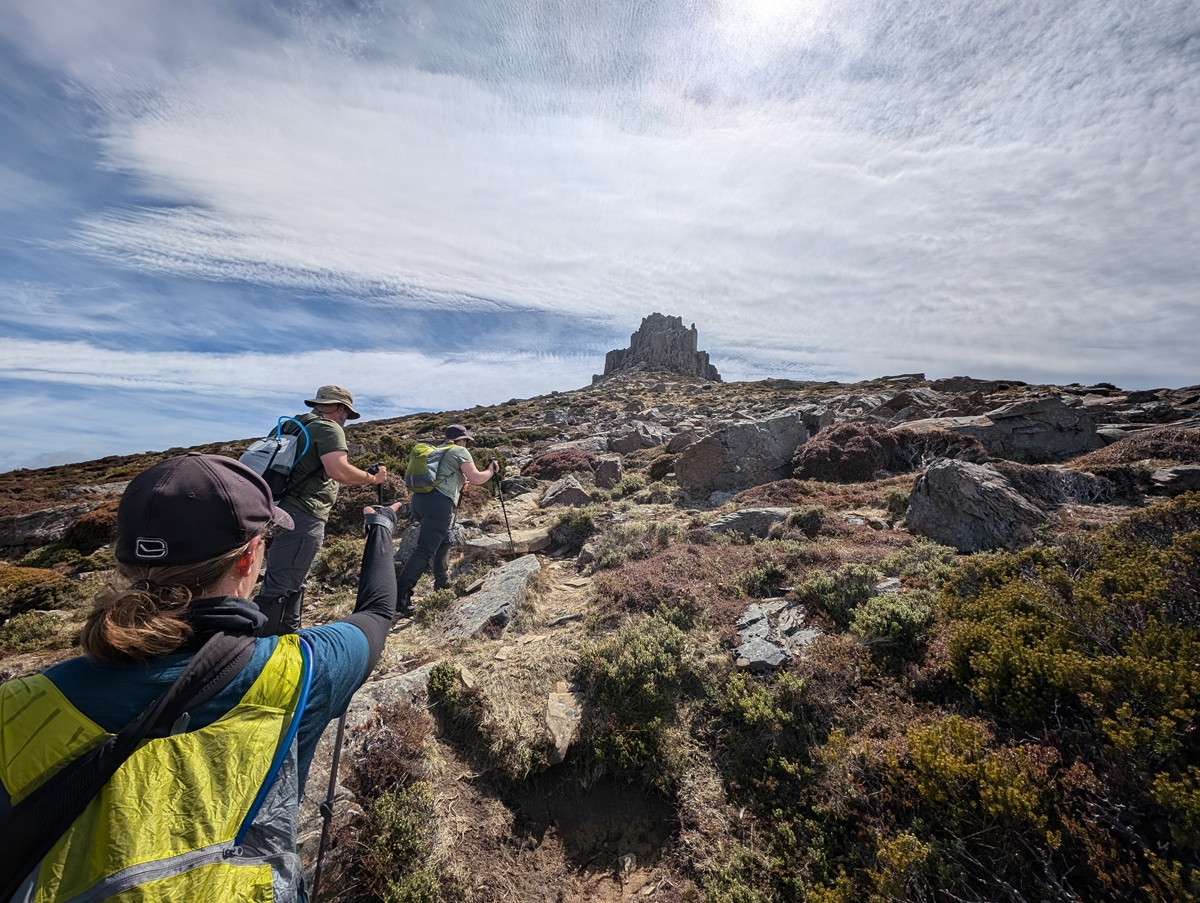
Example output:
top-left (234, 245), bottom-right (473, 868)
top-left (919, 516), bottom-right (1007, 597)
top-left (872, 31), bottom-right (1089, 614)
top-left (675, 413), bottom-right (807, 497)
top-left (595, 313), bottom-right (721, 383)
top-left (906, 459), bottom-right (1047, 552)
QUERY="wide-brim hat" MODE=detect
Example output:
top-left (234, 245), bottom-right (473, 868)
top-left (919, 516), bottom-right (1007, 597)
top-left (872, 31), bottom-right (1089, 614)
top-left (305, 384), bottom-right (361, 419)
top-left (116, 454), bottom-right (294, 567)
top-left (444, 424), bottom-right (473, 442)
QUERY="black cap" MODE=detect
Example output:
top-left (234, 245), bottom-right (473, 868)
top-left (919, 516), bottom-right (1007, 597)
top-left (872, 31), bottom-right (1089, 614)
top-left (444, 424), bottom-right (473, 442)
top-left (115, 453), bottom-right (294, 567)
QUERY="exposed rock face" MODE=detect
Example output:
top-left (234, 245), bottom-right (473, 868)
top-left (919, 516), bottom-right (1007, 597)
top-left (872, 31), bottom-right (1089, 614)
top-left (906, 460), bottom-right (1047, 552)
top-left (675, 413), bottom-right (807, 495)
top-left (0, 502), bottom-right (99, 552)
top-left (903, 396), bottom-right (1103, 464)
top-left (609, 421), bottom-right (666, 454)
top-left (462, 527), bottom-right (552, 556)
top-left (595, 313), bottom-right (721, 383)
top-left (1151, 465), bottom-right (1200, 495)
top-left (444, 554), bottom-right (542, 639)
top-left (709, 507), bottom-right (792, 538)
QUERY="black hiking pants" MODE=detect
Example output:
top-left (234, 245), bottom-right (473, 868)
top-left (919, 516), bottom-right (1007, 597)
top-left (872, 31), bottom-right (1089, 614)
top-left (396, 490), bottom-right (455, 598)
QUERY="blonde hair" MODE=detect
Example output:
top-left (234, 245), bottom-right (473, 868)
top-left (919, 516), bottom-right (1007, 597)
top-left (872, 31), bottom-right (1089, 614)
top-left (80, 539), bottom-right (254, 663)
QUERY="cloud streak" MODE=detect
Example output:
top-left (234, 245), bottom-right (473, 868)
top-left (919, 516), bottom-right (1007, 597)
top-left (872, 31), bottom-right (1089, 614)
top-left (1, 0), bottom-right (1198, 468)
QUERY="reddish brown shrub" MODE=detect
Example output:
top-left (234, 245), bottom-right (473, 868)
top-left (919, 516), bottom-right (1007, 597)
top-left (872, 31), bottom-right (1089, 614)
top-left (793, 423), bottom-right (898, 482)
top-left (58, 499), bottom-right (120, 553)
top-left (523, 448), bottom-right (598, 479)
top-left (1073, 427), bottom-right (1200, 466)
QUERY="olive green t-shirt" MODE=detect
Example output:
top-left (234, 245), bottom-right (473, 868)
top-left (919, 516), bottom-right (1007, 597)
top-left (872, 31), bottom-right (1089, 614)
top-left (278, 412), bottom-right (348, 523)
top-left (434, 445), bottom-right (475, 505)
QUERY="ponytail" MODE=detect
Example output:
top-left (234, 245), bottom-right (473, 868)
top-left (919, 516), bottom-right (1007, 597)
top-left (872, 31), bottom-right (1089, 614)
top-left (80, 540), bottom-right (254, 662)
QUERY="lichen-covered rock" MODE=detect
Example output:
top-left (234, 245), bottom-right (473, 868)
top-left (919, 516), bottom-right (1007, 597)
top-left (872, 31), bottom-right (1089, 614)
top-left (676, 413), bottom-right (807, 495)
top-left (444, 555), bottom-right (541, 639)
top-left (1151, 464), bottom-right (1200, 495)
top-left (906, 459), bottom-right (1046, 552)
top-left (0, 502), bottom-right (100, 553)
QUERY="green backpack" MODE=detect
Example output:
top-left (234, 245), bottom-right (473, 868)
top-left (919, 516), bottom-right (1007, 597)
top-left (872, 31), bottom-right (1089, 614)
top-left (404, 443), bottom-right (452, 493)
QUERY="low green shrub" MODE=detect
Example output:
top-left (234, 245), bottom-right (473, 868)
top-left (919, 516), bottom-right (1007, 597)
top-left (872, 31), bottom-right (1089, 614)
top-left (795, 563), bottom-right (878, 627)
top-left (878, 538), bottom-right (958, 586)
top-left (731, 561), bottom-right (790, 598)
top-left (0, 611), bottom-right (75, 652)
top-left (577, 608), bottom-right (707, 788)
top-left (883, 487), bottom-right (910, 516)
top-left (786, 504), bottom-right (825, 538)
top-left (19, 547), bottom-right (82, 569)
top-left (550, 506), bottom-right (597, 551)
top-left (593, 521), bottom-right (679, 570)
top-left (610, 473), bottom-right (647, 499)
top-left (648, 455), bottom-right (675, 481)
top-left (414, 588), bottom-right (456, 626)
top-left (312, 538), bottom-right (364, 585)
top-left (849, 590), bottom-right (935, 661)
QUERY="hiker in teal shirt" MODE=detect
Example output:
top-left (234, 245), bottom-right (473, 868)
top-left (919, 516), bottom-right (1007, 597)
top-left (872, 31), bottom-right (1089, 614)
top-left (395, 424), bottom-right (498, 616)
top-left (255, 385), bottom-right (387, 634)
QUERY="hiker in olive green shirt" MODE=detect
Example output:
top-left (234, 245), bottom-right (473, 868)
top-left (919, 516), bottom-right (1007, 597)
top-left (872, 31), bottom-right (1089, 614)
top-left (254, 385), bottom-right (387, 634)
top-left (395, 424), bottom-right (498, 616)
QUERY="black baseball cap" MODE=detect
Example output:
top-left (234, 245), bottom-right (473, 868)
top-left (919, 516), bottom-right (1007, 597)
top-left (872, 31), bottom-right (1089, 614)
top-left (444, 424), bottom-right (473, 442)
top-left (115, 453), bottom-right (294, 567)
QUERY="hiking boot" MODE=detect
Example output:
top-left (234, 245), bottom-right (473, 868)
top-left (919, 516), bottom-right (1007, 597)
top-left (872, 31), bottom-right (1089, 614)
top-left (396, 585), bottom-right (415, 618)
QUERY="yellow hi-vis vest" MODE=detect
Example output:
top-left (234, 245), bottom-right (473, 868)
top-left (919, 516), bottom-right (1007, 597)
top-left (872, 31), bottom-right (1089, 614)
top-left (0, 635), bottom-right (311, 903)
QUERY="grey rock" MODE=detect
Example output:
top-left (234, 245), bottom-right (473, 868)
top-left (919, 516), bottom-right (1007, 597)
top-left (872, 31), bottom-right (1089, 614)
top-left (546, 689), bottom-right (585, 765)
top-left (577, 542), bottom-right (597, 567)
top-left (542, 475), bottom-right (593, 508)
top-left (902, 395), bottom-right (1102, 463)
top-left (462, 527), bottom-right (552, 556)
top-left (1151, 465), bottom-right (1200, 495)
top-left (907, 459), bottom-right (1046, 552)
top-left (708, 491), bottom-right (736, 506)
top-left (609, 421), bottom-right (666, 454)
top-left (676, 413), bottom-right (808, 495)
top-left (667, 430), bottom-right (699, 454)
top-left (735, 637), bottom-right (790, 672)
top-left (55, 481), bottom-right (130, 500)
top-left (544, 409), bottom-right (570, 426)
top-left (596, 312), bottom-right (721, 382)
top-left (544, 436), bottom-right (611, 455)
top-left (874, 577), bottom-right (903, 595)
top-left (392, 521), bottom-right (423, 568)
top-left (0, 501), bottom-right (99, 550)
top-left (709, 507), bottom-right (792, 538)
top-left (444, 555), bottom-right (542, 639)
top-left (593, 456), bottom-right (624, 489)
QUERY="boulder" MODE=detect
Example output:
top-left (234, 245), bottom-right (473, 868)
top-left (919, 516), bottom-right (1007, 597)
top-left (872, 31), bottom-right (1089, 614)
top-left (593, 456), bottom-right (624, 489)
top-left (596, 312), bottom-right (721, 382)
top-left (0, 502), bottom-right (99, 551)
top-left (709, 507), bottom-right (792, 538)
top-left (667, 430), bottom-right (699, 454)
top-left (55, 481), bottom-right (130, 500)
top-left (609, 421), bottom-right (666, 454)
top-left (544, 409), bottom-right (570, 426)
top-left (462, 527), bottom-right (553, 556)
top-left (906, 459), bottom-right (1046, 552)
top-left (735, 637), bottom-right (790, 672)
top-left (444, 554), bottom-right (541, 639)
top-left (675, 413), bottom-right (808, 495)
top-left (1150, 465), bottom-right (1200, 495)
top-left (903, 395), bottom-right (1103, 463)
top-left (541, 475), bottom-right (593, 508)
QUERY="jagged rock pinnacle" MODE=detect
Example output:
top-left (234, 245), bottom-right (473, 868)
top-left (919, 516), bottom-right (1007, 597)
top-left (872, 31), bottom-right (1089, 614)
top-left (594, 313), bottom-right (722, 383)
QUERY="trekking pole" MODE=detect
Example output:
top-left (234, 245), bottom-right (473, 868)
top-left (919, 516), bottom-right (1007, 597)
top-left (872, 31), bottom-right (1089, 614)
top-left (495, 455), bottom-right (515, 554)
top-left (310, 710), bottom-right (348, 903)
top-left (314, 463), bottom-right (384, 900)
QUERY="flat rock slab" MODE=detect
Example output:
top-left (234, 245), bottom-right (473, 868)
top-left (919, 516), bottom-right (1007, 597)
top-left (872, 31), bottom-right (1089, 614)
top-left (736, 637), bottom-right (790, 671)
top-left (462, 527), bottom-right (552, 556)
top-left (709, 507), bottom-right (791, 538)
top-left (444, 554), bottom-right (542, 639)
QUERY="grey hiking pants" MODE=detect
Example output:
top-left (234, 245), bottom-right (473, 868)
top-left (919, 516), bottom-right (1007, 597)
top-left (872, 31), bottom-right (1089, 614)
top-left (254, 507), bottom-right (325, 635)
top-left (396, 490), bottom-right (455, 596)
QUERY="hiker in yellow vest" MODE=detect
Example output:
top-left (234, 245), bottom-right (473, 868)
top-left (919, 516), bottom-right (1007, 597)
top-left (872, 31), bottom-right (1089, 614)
top-left (0, 453), bottom-right (398, 901)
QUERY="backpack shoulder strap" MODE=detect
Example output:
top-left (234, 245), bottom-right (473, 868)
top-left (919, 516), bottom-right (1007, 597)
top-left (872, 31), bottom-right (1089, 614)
top-left (0, 633), bottom-right (256, 900)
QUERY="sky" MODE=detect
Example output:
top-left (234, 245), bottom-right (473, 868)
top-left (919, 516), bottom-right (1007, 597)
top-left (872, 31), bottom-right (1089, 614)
top-left (1, 0), bottom-right (1198, 471)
